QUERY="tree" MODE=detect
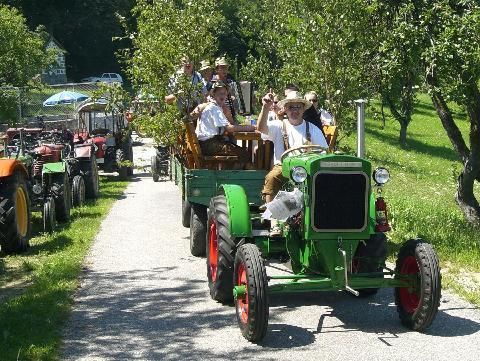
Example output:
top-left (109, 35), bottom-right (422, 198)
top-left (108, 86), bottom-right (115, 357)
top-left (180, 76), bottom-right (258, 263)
top-left (0, 5), bottom-right (55, 122)
top-left (124, 0), bottom-right (222, 145)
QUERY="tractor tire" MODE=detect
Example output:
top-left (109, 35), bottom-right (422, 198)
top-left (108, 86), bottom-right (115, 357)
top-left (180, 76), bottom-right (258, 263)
top-left (182, 199), bottom-right (191, 228)
top-left (81, 154), bottom-right (99, 199)
top-left (72, 175), bottom-right (86, 207)
top-left (352, 233), bottom-right (387, 297)
top-left (127, 143), bottom-right (134, 176)
top-left (151, 155), bottom-right (159, 182)
top-left (53, 173), bottom-right (71, 223)
top-left (206, 195), bottom-right (241, 303)
top-left (395, 239), bottom-right (441, 331)
top-left (190, 203), bottom-right (206, 257)
top-left (0, 172), bottom-right (31, 254)
top-left (234, 243), bottom-right (269, 342)
top-left (116, 148), bottom-right (128, 180)
top-left (43, 197), bottom-right (56, 233)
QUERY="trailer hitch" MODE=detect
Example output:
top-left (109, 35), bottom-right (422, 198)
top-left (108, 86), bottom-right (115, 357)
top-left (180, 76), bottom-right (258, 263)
top-left (338, 248), bottom-right (360, 297)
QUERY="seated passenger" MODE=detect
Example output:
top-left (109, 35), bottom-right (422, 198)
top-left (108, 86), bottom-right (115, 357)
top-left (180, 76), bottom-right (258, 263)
top-left (191, 81), bottom-right (255, 169)
top-left (305, 91), bottom-right (334, 126)
top-left (257, 90), bottom-right (328, 235)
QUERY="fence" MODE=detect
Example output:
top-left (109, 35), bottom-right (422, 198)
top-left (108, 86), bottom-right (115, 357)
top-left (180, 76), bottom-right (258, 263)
top-left (0, 83), bottom-right (101, 131)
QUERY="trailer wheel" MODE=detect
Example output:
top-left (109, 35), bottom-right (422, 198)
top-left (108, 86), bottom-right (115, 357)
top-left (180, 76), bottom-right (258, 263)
top-left (151, 155), bottom-right (159, 182)
top-left (0, 172), bottom-right (31, 254)
top-left (182, 199), bottom-right (191, 228)
top-left (72, 175), bottom-right (86, 207)
top-left (81, 154), bottom-right (99, 199)
top-left (190, 203), bottom-right (206, 257)
top-left (352, 233), bottom-right (387, 297)
top-left (395, 239), bottom-right (441, 331)
top-left (43, 197), bottom-right (56, 233)
top-left (234, 243), bottom-right (269, 342)
top-left (206, 195), bottom-right (239, 303)
top-left (53, 173), bottom-right (71, 222)
top-left (117, 148), bottom-right (128, 180)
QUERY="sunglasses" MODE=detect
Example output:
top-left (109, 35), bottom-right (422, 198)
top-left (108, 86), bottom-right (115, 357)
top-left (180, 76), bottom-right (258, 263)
top-left (287, 105), bottom-right (303, 110)
top-left (307, 98), bottom-right (318, 103)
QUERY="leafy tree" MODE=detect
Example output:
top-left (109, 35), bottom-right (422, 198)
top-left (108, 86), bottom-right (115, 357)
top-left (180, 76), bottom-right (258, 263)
top-left (125, 0), bottom-right (222, 145)
top-left (0, 5), bottom-right (55, 122)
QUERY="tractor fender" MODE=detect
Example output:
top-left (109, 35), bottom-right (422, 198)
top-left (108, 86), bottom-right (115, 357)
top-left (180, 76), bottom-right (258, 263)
top-left (0, 159), bottom-right (29, 179)
top-left (218, 184), bottom-right (252, 238)
top-left (42, 161), bottom-right (66, 174)
top-left (74, 144), bottom-right (93, 158)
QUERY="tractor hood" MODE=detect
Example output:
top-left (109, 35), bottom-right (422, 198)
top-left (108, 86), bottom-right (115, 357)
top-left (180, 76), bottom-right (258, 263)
top-left (282, 153), bottom-right (372, 180)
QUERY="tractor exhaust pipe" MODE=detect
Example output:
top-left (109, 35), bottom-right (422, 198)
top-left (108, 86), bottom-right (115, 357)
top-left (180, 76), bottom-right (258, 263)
top-left (355, 99), bottom-right (367, 158)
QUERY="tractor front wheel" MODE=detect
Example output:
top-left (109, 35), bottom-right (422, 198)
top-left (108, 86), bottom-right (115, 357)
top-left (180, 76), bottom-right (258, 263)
top-left (206, 195), bottom-right (238, 303)
top-left (190, 203), bottom-right (206, 257)
top-left (234, 243), bottom-right (269, 342)
top-left (43, 197), bottom-right (56, 233)
top-left (53, 173), bottom-right (71, 222)
top-left (0, 172), bottom-right (31, 254)
top-left (81, 155), bottom-right (99, 199)
top-left (395, 239), bottom-right (441, 331)
top-left (72, 175), bottom-right (86, 207)
top-left (182, 199), bottom-right (191, 228)
top-left (116, 148), bottom-right (128, 180)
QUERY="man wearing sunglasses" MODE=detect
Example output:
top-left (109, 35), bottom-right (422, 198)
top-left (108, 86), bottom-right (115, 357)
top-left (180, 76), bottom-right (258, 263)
top-left (257, 90), bottom-right (328, 235)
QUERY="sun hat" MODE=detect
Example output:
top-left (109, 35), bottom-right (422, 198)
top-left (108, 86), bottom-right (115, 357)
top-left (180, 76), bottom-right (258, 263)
top-left (211, 80), bottom-right (228, 92)
top-left (215, 56), bottom-right (229, 67)
top-left (277, 91), bottom-right (312, 110)
top-left (199, 60), bottom-right (212, 71)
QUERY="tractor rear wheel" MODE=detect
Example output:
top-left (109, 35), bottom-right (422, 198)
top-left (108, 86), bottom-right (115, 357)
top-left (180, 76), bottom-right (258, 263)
top-left (43, 197), bottom-right (56, 233)
top-left (81, 155), bottom-right (99, 199)
top-left (206, 195), bottom-right (240, 303)
top-left (182, 199), bottom-right (191, 228)
top-left (190, 203), bottom-right (206, 257)
top-left (53, 173), bottom-right (71, 222)
top-left (0, 172), bottom-right (31, 254)
top-left (126, 142), bottom-right (134, 176)
top-left (151, 155), bottom-right (159, 182)
top-left (116, 148), bottom-right (128, 180)
top-left (72, 175), bottom-right (86, 207)
top-left (352, 233), bottom-right (387, 297)
top-left (234, 243), bottom-right (269, 342)
top-left (395, 239), bottom-right (441, 331)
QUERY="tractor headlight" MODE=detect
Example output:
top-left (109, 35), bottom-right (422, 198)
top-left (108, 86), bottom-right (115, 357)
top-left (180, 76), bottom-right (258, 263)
top-left (291, 166), bottom-right (308, 183)
top-left (373, 167), bottom-right (390, 185)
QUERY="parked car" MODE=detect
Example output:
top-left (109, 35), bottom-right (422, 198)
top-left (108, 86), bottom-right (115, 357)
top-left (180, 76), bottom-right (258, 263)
top-left (81, 73), bottom-right (123, 84)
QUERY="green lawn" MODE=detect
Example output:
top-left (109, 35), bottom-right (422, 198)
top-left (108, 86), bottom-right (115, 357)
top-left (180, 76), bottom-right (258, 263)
top-left (343, 94), bottom-right (480, 304)
top-left (0, 176), bottom-right (128, 361)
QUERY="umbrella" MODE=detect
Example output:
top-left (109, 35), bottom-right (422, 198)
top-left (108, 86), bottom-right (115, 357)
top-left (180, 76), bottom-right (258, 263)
top-left (43, 90), bottom-right (89, 107)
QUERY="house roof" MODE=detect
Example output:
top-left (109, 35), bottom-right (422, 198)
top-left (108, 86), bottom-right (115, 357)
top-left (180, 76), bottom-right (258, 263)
top-left (46, 35), bottom-right (67, 53)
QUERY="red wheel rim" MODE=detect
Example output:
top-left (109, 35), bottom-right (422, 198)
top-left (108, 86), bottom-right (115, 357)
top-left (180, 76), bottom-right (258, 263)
top-left (399, 255), bottom-right (420, 313)
top-left (236, 263), bottom-right (249, 324)
top-left (208, 219), bottom-right (218, 281)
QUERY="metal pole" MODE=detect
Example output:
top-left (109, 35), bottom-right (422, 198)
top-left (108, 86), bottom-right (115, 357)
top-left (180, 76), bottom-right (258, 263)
top-left (355, 99), bottom-right (367, 158)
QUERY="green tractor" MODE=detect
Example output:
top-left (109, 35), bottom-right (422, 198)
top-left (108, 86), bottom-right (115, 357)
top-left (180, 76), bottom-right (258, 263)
top-left (205, 103), bottom-right (441, 342)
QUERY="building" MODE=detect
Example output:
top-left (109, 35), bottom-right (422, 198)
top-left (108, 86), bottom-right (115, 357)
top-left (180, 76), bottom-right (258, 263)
top-left (41, 35), bottom-right (67, 85)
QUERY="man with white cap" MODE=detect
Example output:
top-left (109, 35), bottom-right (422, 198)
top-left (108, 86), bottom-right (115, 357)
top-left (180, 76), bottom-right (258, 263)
top-left (257, 90), bottom-right (328, 235)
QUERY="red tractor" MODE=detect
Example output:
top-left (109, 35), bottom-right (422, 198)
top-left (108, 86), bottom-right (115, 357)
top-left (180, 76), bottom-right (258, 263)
top-left (75, 100), bottom-right (133, 180)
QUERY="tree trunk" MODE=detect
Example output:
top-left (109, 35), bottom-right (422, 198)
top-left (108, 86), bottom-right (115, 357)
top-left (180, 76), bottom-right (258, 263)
top-left (384, 94), bottom-right (409, 148)
top-left (427, 75), bottom-right (480, 226)
top-left (399, 121), bottom-right (408, 147)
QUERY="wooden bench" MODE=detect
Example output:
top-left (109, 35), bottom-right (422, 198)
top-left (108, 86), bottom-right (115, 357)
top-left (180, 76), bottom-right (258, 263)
top-left (323, 125), bottom-right (338, 152)
top-left (183, 121), bottom-right (239, 170)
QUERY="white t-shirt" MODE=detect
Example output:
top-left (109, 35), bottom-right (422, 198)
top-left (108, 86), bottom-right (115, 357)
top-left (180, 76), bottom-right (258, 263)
top-left (196, 102), bottom-right (230, 141)
top-left (320, 108), bottom-right (333, 125)
top-left (261, 111), bottom-right (282, 141)
top-left (266, 120), bottom-right (328, 165)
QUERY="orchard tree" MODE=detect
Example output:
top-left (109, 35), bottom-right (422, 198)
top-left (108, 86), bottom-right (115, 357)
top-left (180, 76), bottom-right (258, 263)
top-left (124, 0), bottom-right (222, 145)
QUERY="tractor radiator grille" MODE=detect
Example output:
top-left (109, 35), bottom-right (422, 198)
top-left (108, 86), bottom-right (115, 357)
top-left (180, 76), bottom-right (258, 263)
top-left (312, 172), bottom-right (368, 231)
top-left (33, 155), bottom-right (53, 176)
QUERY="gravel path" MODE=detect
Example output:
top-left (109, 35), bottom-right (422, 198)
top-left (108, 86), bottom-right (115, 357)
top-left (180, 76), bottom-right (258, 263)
top-left (61, 139), bottom-right (480, 361)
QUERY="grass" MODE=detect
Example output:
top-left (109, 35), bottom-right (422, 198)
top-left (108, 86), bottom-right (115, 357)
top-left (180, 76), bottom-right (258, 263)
top-left (343, 93), bottom-right (480, 305)
top-left (0, 176), bottom-right (128, 361)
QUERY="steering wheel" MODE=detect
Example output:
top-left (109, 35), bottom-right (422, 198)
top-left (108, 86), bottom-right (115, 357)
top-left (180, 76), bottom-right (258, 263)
top-left (281, 144), bottom-right (329, 162)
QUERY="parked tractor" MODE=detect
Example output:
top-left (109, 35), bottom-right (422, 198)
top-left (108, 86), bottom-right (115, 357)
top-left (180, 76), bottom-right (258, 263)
top-left (5, 128), bottom-right (71, 232)
top-left (173, 101), bottom-right (441, 342)
top-left (76, 100), bottom-right (133, 180)
top-left (0, 139), bottom-right (31, 254)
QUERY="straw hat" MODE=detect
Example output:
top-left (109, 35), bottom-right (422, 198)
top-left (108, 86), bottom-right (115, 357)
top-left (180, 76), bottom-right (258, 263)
top-left (277, 91), bottom-right (312, 110)
top-left (199, 60), bottom-right (212, 71)
top-left (211, 80), bottom-right (228, 92)
top-left (215, 56), bottom-right (229, 67)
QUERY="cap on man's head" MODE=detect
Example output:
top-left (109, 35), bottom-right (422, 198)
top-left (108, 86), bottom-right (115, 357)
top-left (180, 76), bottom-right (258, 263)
top-left (278, 91), bottom-right (312, 110)
top-left (215, 57), bottom-right (229, 67)
top-left (181, 56), bottom-right (191, 64)
top-left (211, 80), bottom-right (228, 92)
top-left (199, 60), bottom-right (212, 71)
